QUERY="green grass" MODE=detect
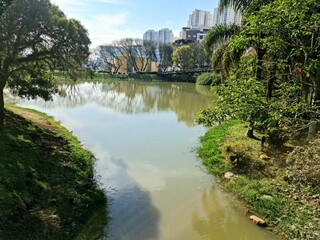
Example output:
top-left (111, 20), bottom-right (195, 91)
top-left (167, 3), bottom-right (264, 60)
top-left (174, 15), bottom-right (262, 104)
top-left (197, 120), bottom-right (242, 176)
top-left (0, 106), bottom-right (107, 239)
top-left (198, 120), bottom-right (320, 240)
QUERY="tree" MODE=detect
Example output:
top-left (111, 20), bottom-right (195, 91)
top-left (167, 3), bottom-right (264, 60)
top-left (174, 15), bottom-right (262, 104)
top-left (98, 44), bottom-right (123, 73)
top-left (0, 0), bottom-right (13, 16)
top-left (87, 48), bottom-right (103, 72)
top-left (114, 38), bottom-right (157, 72)
top-left (204, 24), bottom-right (241, 80)
top-left (0, 0), bottom-right (90, 128)
top-left (172, 45), bottom-right (194, 70)
top-left (158, 43), bottom-right (173, 72)
top-left (189, 42), bottom-right (209, 68)
top-left (218, 0), bottom-right (273, 13)
top-left (197, 0), bottom-right (320, 143)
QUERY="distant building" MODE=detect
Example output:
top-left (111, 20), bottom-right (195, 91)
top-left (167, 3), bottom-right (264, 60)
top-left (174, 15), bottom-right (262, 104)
top-left (158, 28), bottom-right (174, 44)
top-left (143, 30), bottom-right (157, 42)
top-left (143, 28), bottom-right (174, 45)
top-left (178, 8), bottom-right (214, 43)
top-left (188, 9), bottom-right (213, 28)
top-left (113, 56), bottom-right (158, 74)
top-left (213, 6), bottom-right (241, 25)
top-left (180, 27), bottom-right (210, 43)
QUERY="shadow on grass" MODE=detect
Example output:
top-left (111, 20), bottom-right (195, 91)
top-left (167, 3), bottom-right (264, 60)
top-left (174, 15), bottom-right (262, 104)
top-left (0, 109), bottom-right (107, 240)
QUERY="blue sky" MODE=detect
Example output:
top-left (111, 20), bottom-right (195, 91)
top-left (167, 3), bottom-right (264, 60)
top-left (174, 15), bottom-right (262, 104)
top-left (51, 0), bottom-right (219, 47)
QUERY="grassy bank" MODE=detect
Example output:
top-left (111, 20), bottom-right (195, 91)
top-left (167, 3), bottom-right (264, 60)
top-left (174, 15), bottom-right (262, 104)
top-left (0, 106), bottom-right (107, 240)
top-left (198, 121), bottom-right (320, 240)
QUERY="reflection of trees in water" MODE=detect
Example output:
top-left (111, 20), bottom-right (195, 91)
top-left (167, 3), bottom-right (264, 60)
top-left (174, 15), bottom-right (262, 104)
top-left (17, 81), bottom-right (212, 126)
top-left (192, 187), bottom-right (239, 239)
top-left (192, 187), bottom-right (270, 240)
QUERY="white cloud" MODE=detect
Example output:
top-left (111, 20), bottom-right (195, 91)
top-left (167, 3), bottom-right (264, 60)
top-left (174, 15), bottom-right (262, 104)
top-left (82, 12), bottom-right (141, 47)
top-left (50, 0), bottom-right (139, 47)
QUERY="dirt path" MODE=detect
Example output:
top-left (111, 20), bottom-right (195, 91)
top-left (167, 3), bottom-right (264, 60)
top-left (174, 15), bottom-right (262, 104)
top-left (6, 106), bottom-right (57, 133)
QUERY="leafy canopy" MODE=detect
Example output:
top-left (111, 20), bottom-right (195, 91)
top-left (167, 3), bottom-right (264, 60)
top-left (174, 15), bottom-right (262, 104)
top-left (172, 45), bottom-right (194, 70)
top-left (0, 0), bottom-right (91, 127)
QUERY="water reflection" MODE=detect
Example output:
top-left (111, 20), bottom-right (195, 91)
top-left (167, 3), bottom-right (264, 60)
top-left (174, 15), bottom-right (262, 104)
top-left (9, 81), bottom-right (212, 126)
top-left (103, 158), bottom-right (160, 240)
top-left (8, 81), bottom-right (275, 240)
top-left (192, 187), bottom-right (272, 240)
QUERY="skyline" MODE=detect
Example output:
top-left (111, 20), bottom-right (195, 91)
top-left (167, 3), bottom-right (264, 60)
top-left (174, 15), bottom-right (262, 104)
top-left (50, 0), bottom-right (220, 47)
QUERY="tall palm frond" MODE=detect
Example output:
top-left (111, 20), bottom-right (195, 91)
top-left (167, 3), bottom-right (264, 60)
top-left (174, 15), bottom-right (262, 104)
top-left (204, 23), bottom-right (240, 55)
top-left (218, 0), bottom-right (251, 12)
top-left (211, 42), bottom-right (229, 73)
top-left (212, 41), bottom-right (243, 82)
top-left (218, 0), bottom-right (273, 13)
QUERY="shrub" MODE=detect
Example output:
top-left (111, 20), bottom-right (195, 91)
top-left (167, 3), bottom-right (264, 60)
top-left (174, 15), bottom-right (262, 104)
top-left (286, 135), bottom-right (320, 188)
top-left (196, 72), bottom-right (221, 86)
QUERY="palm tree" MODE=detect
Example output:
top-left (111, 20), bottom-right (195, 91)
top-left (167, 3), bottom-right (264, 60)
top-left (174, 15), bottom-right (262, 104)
top-left (218, 0), bottom-right (273, 13)
top-left (205, 0), bottom-right (273, 81)
top-left (204, 24), bottom-right (240, 81)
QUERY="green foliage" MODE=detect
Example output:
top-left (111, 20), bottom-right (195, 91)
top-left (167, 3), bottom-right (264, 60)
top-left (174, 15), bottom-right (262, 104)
top-left (286, 136), bottom-right (320, 188)
top-left (200, 0), bottom-right (320, 143)
top-left (196, 57), bottom-right (268, 128)
top-left (172, 45), bottom-right (194, 70)
top-left (196, 72), bottom-right (221, 86)
top-left (197, 120), bottom-right (241, 176)
top-left (204, 24), bottom-right (240, 55)
top-left (0, 0), bottom-right (91, 126)
top-left (158, 43), bottom-right (173, 71)
top-left (0, 106), bottom-right (106, 239)
top-left (226, 176), bottom-right (320, 240)
top-left (198, 120), bottom-right (319, 239)
top-left (0, 0), bottom-right (13, 16)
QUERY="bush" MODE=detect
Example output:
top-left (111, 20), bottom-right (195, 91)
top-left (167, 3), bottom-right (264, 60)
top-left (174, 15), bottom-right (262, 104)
top-left (286, 135), bottom-right (320, 188)
top-left (196, 72), bottom-right (221, 86)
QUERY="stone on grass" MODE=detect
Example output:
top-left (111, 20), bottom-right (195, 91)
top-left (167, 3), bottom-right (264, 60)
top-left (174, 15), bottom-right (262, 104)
top-left (224, 172), bottom-right (235, 179)
top-left (249, 215), bottom-right (267, 226)
top-left (259, 154), bottom-right (270, 161)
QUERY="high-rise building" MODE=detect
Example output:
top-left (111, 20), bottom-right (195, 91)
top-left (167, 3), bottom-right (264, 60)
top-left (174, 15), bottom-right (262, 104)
top-left (143, 30), bottom-right (157, 42)
top-left (158, 28), bottom-right (174, 44)
top-left (213, 7), bottom-right (241, 25)
top-left (188, 9), bottom-right (213, 28)
top-left (143, 28), bottom-right (174, 44)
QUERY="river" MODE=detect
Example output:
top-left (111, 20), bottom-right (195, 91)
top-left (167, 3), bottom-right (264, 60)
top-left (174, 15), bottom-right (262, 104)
top-left (11, 81), bottom-right (275, 240)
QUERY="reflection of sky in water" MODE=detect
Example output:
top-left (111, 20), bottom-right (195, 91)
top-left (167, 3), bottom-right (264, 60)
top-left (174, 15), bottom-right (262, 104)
top-left (9, 81), bottom-right (275, 240)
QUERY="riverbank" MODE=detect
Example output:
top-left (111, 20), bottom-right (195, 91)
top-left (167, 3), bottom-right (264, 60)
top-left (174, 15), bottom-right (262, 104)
top-left (0, 106), bottom-right (107, 239)
top-left (54, 72), bottom-right (197, 83)
top-left (198, 120), bottom-right (320, 240)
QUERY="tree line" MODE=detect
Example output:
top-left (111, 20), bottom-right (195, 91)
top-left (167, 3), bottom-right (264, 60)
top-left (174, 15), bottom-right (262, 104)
top-left (196, 0), bottom-right (320, 145)
top-left (87, 39), bottom-right (210, 73)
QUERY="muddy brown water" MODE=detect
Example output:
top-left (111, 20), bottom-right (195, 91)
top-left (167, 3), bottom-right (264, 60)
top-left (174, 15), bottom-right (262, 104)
top-left (12, 81), bottom-right (275, 240)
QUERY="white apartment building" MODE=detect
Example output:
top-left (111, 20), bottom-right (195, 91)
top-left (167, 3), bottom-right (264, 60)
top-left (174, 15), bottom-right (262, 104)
top-left (213, 6), bottom-right (242, 25)
top-left (143, 30), bottom-right (157, 42)
top-left (188, 9), bottom-right (213, 28)
top-left (157, 28), bottom-right (174, 44)
top-left (143, 28), bottom-right (174, 45)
